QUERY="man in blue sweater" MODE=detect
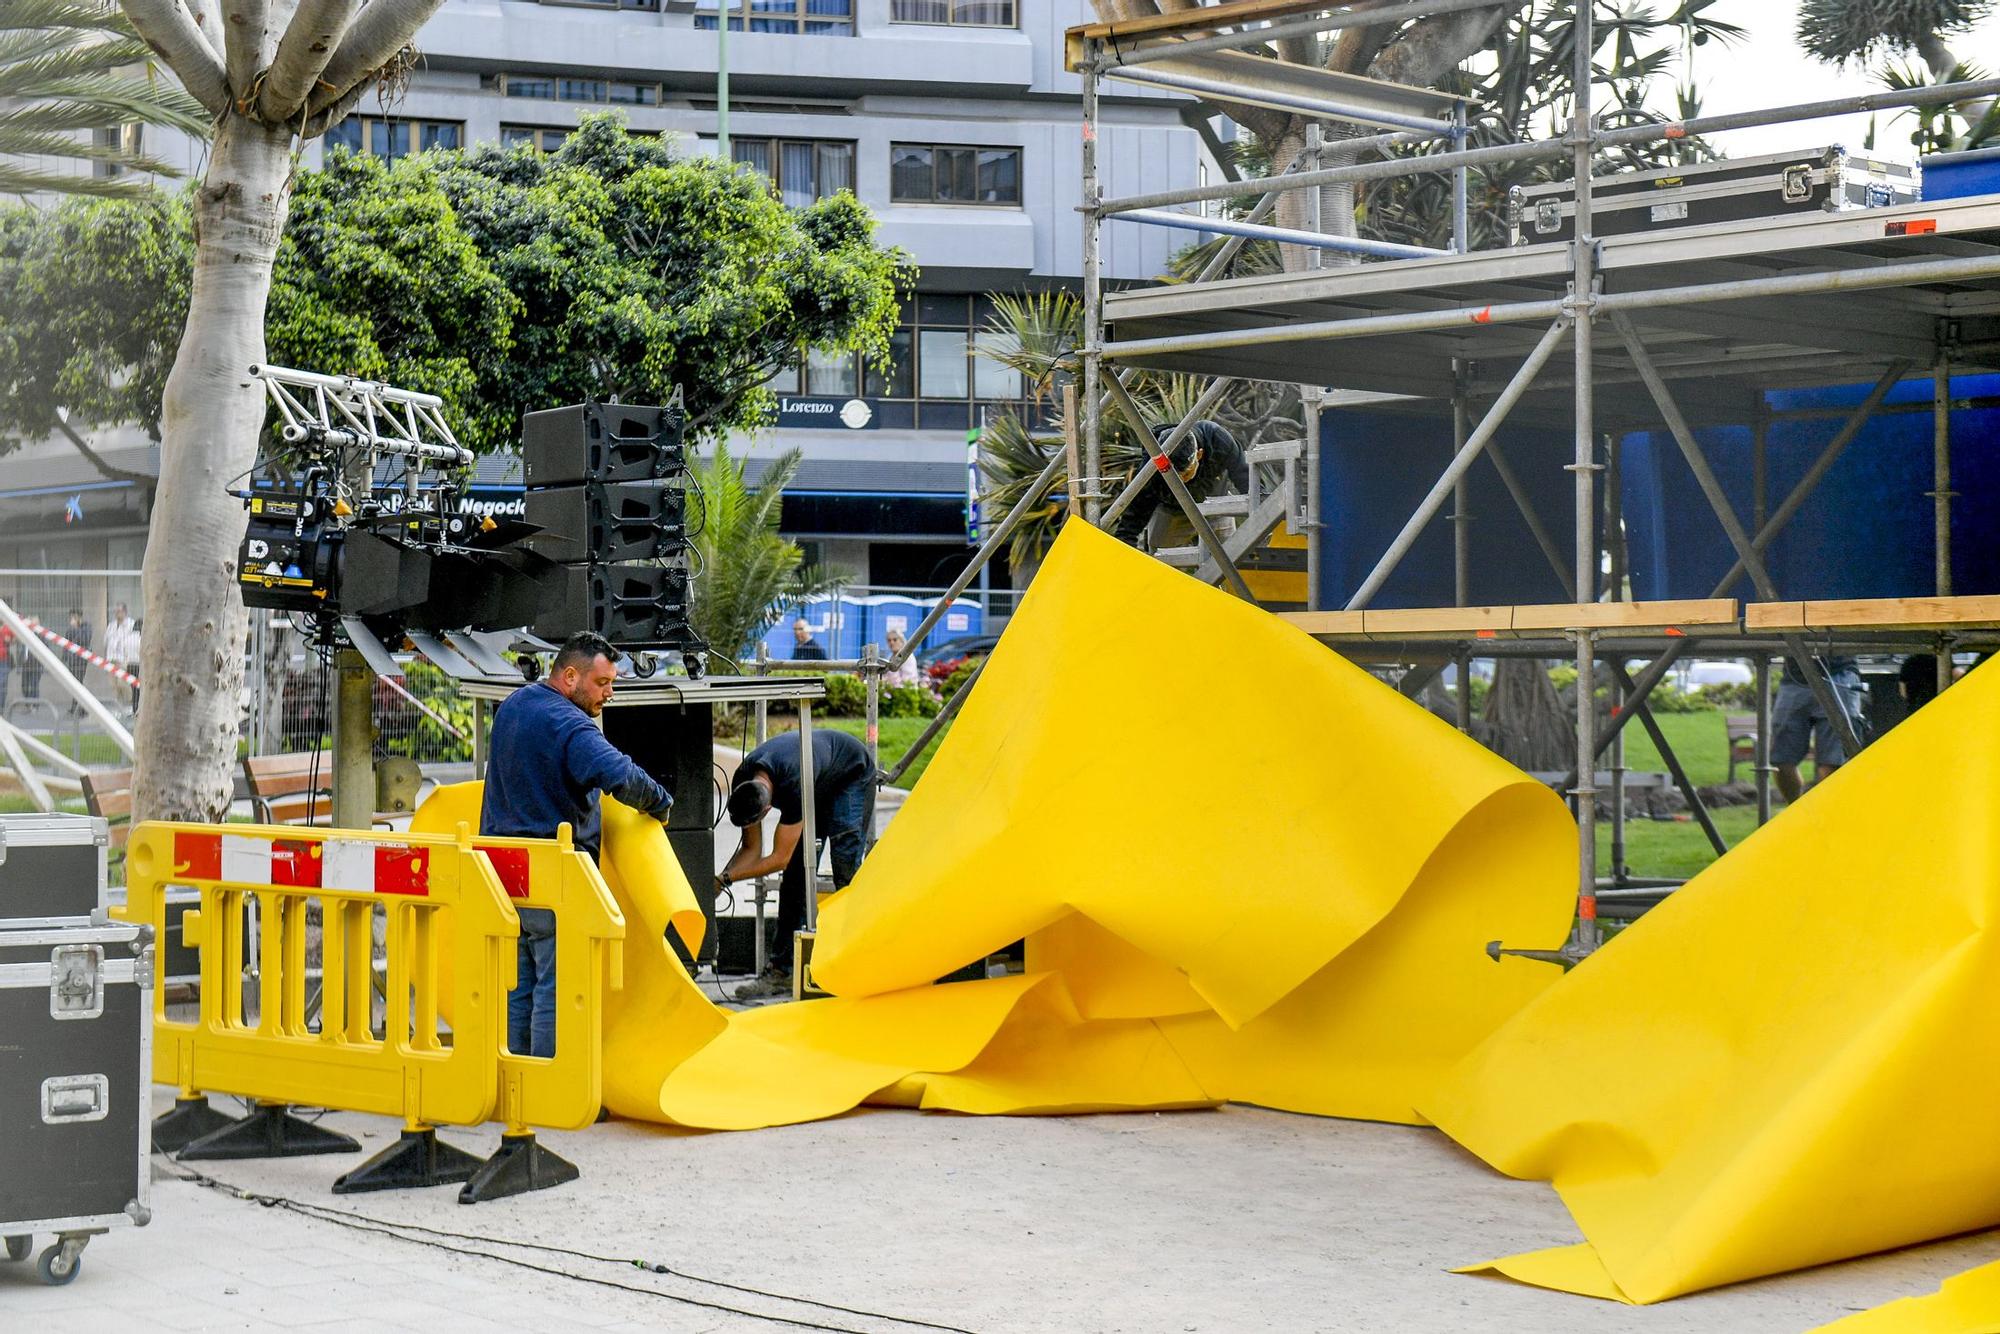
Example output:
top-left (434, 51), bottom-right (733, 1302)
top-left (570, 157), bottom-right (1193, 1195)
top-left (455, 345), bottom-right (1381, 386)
top-left (481, 631), bottom-right (673, 1057)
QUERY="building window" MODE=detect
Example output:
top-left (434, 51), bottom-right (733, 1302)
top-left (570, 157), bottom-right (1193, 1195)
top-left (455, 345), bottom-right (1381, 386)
top-left (721, 137), bottom-right (855, 207)
top-left (694, 0), bottom-right (853, 35)
top-left (889, 144), bottom-right (1020, 205)
top-left (323, 117), bottom-right (464, 163)
top-left (890, 0), bottom-right (1016, 27)
top-left (504, 74), bottom-right (660, 105)
top-left (501, 125), bottom-right (572, 153)
top-left (768, 295), bottom-right (1024, 430)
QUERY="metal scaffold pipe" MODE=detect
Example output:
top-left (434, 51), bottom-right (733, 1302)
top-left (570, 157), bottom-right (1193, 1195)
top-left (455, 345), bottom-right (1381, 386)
top-left (1092, 76), bottom-right (2000, 216)
top-left (1106, 65), bottom-right (1454, 135)
top-left (1114, 208), bottom-right (1448, 260)
top-left (1102, 0), bottom-right (1522, 68)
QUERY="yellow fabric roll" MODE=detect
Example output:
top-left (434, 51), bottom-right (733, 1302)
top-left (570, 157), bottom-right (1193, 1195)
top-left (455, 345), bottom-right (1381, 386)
top-left (1427, 660), bottom-right (2000, 1304)
top-left (1811, 1259), bottom-right (2000, 1332)
top-left (418, 521), bottom-right (1573, 1134)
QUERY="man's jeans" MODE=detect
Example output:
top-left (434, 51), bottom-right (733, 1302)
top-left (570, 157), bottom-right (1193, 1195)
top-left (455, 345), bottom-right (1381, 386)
top-left (507, 906), bottom-right (558, 1058)
top-left (771, 779), bottom-right (872, 973)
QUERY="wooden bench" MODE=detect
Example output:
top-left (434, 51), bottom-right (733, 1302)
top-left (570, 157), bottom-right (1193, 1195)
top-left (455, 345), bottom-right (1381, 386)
top-left (1725, 713), bottom-right (1758, 783)
top-left (80, 767), bottom-right (134, 858)
top-left (242, 752), bottom-right (397, 828)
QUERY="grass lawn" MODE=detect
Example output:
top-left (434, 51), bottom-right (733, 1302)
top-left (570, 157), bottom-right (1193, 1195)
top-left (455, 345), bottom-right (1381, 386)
top-left (757, 715), bottom-right (952, 791)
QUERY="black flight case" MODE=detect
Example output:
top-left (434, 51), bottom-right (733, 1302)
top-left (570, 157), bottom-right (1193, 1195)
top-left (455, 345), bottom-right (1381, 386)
top-left (1507, 146), bottom-right (1920, 246)
top-left (0, 813), bottom-right (154, 1286)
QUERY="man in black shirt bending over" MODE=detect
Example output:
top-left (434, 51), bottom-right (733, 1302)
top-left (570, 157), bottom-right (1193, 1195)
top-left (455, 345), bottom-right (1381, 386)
top-left (719, 729), bottom-right (872, 1000)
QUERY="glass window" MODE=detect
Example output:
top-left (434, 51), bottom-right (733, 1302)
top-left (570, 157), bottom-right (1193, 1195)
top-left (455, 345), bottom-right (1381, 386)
top-left (805, 347), bottom-right (857, 396)
top-left (918, 330), bottom-right (969, 398)
top-left (892, 144), bottom-right (1021, 205)
top-left (505, 76), bottom-right (557, 99)
top-left (501, 125), bottom-right (570, 153)
top-left (560, 78), bottom-right (608, 102)
top-left (733, 138), bottom-right (855, 205)
top-left (891, 0), bottom-right (1015, 25)
top-left (324, 118), bottom-right (362, 155)
top-left (816, 141), bottom-right (853, 195)
top-left (889, 145), bottom-right (932, 203)
top-left (765, 361), bottom-right (802, 394)
top-left (608, 82), bottom-right (659, 106)
top-left (695, 0), bottom-right (851, 33)
top-left (918, 295), bottom-right (968, 326)
top-left (976, 148), bottom-right (1019, 203)
top-left (973, 349), bottom-right (1021, 399)
top-left (866, 329), bottom-right (914, 399)
top-left (326, 117), bottom-right (463, 164)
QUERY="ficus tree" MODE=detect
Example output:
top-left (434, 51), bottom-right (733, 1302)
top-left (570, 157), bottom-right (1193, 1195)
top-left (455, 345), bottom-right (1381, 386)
top-left (2, 106), bottom-right (911, 819)
top-left (114, 0), bottom-right (456, 822)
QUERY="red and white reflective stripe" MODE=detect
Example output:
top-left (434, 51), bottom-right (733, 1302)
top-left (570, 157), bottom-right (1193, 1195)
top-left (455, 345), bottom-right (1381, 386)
top-left (23, 618), bottom-right (139, 687)
top-left (323, 840), bottom-right (429, 896)
top-left (477, 846), bottom-right (532, 899)
top-left (171, 830), bottom-right (429, 896)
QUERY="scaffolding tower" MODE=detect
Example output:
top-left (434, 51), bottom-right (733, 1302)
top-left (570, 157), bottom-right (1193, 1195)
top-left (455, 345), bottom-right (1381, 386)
top-left (1046, 0), bottom-right (2000, 960)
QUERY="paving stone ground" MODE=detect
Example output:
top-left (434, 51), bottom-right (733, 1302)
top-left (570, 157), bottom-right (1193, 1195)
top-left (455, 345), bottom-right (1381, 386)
top-left (4, 1088), bottom-right (1993, 1332)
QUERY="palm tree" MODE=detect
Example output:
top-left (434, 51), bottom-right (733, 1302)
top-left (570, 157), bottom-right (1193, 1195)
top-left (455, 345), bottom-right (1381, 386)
top-left (1, 0), bottom-right (210, 198)
top-left (973, 290), bottom-right (1302, 571)
top-left (687, 441), bottom-right (844, 669)
top-left (1798, 0), bottom-right (1998, 152)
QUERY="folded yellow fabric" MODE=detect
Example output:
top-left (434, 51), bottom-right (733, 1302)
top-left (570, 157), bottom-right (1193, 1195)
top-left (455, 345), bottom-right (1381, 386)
top-left (807, 520), bottom-right (1575, 1126)
top-left (416, 520), bottom-right (1573, 1134)
top-left (1427, 660), bottom-right (2000, 1303)
top-left (1812, 1259), bottom-right (2000, 1332)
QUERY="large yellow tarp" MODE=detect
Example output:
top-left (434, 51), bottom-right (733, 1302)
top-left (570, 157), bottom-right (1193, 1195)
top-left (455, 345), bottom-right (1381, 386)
top-left (1426, 659), bottom-right (2000, 1305)
top-left (1813, 1258), bottom-right (2000, 1332)
top-left (421, 521), bottom-right (1574, 1132)
top-left (654, 521), bottom-right (1576, 1128)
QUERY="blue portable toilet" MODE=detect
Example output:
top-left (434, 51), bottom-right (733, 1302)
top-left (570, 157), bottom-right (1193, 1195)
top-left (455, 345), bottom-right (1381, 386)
top-left (865, 594), bottom-right (928, 653)
top-left (917, 596), bottom-right (983, 653)
top-left (759, 596), bottom-right (853, 663)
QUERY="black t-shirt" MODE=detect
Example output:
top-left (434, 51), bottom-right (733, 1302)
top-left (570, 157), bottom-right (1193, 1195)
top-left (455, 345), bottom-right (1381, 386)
top-left (735, 730), bottom-right (870, 825)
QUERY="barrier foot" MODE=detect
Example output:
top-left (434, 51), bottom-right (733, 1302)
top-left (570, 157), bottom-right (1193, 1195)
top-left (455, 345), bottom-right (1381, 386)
top-left (332, 1129), bottom-right (483, 1195)
top-left (458, 1133), bottom-right (578, 1205)
top-left (176, 1102), bottom-right (362, 1161)
top-left (152, 1096), bottom-right (240, 1153)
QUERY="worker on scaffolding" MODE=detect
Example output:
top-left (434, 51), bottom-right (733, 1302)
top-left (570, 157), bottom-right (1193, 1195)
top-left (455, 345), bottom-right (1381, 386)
top-left (481, 631), bottom-right (675, 1057)
top-left (1772, 653), bottom-right (1869, 802)
top-left (1113, 420), bottom-right (1248, 547)
top-left (719, 728), bottom-right (873, 1001)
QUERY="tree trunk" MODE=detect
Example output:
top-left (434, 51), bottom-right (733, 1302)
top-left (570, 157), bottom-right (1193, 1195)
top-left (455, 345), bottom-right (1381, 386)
top-left (1480, 658), bottom-right (1575, 772)
top-left (133, 115), bottom-right (295, 824)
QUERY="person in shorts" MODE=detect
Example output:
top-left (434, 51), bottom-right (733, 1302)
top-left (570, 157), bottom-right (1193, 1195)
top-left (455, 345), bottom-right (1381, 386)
top-left (1772, 654), bottom-right (1867, 802)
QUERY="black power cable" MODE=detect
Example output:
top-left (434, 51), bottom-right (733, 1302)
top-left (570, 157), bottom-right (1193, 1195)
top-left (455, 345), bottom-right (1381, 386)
top-left (159, 1160), bottom-right (979, 1334)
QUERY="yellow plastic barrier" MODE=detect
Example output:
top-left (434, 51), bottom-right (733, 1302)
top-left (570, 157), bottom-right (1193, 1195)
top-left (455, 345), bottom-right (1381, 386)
top-left (453, 825), bottom-right (626, 1133)
top-left (124, 820), bottom-right (518, 1133)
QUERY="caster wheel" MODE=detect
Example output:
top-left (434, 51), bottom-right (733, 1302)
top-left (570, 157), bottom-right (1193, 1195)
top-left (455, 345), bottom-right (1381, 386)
top-left (37, 1244), bottom-right (80, 1286)
top-left (4, 1236), bottom-right (28, 1262)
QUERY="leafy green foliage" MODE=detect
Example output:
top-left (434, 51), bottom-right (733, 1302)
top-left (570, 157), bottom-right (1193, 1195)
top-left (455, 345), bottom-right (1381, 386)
top-left (422, 114), bottom-right (913, 446)
top-left (687, 442), bottom-right (845, 666)
top-left (0, 191), bottom-right (190, 449)
top-left (0, 114), bottom-right (912, 465)
top-left (1798, 0), bottom-right (1992, 65)
top-left (883, 683), bottom-right (941, 719)
top-left (0, 0), bottom-right (211, 197)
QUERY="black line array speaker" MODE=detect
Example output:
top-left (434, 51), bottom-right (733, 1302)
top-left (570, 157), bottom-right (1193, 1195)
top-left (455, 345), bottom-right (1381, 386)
top-left (532, 563), bottom-right (692, 644)
top-left (521, 402), bottom-right (687, 487)
top-left (525, 482), bottom-right (687, 563)
top-left (520, 395), bottom-right (695, 650)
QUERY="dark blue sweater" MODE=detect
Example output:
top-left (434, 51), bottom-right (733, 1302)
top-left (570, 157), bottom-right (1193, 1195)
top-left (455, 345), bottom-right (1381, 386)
top-left (480, 683), bottom-right (671, 858)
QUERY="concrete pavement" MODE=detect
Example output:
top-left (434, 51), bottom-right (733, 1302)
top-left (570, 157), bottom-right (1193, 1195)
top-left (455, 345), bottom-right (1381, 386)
top-left (4, 1088), bottom-right (1994, 1332)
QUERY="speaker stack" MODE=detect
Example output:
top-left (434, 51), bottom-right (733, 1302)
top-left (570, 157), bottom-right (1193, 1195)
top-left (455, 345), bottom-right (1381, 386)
top-left (520, 399), bottom-right (696, 648)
